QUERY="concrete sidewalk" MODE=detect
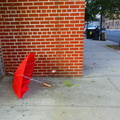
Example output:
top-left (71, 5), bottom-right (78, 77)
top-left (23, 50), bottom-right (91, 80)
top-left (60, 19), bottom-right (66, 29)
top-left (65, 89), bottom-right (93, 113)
top-left (0, 39), bottom-right (120, 120)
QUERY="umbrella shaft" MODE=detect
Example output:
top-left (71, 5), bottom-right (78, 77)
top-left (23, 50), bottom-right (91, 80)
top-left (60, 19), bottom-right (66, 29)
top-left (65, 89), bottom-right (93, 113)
top-left (8, 72), bottom-right (14, 75)
top-left (31, 79), bottom-right (42, 84)
top-left (23, 75), bottom-right (42, 84)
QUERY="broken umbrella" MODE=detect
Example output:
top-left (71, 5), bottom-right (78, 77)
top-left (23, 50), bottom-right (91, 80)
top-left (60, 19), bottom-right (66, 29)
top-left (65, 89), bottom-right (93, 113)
top-left (11, 53), bottom-right (51, 99)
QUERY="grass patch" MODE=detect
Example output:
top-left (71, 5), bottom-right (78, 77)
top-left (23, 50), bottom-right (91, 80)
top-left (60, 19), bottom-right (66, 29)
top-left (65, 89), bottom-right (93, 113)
top-left (107, 45), bottom-right (120, 50)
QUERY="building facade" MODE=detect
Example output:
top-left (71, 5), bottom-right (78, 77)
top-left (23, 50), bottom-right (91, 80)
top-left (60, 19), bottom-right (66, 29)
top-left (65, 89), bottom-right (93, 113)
top-left (0, 0), bottom-right (85, 77)
top-left (103, 19), bottom-right (120, 29)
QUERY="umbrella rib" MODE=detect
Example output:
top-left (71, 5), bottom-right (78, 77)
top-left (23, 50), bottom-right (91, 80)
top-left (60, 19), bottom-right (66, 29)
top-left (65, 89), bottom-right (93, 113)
top-left (8, 72), bottom-right (42, 84)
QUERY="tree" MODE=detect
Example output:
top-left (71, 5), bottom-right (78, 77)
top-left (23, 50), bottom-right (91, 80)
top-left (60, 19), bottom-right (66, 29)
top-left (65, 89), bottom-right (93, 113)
top-left (85, 0), bottom-right (120, 21)
top-left (85, 0), bottom-right (99, 22)
top-left (85, 0), bottom-right (99, 28)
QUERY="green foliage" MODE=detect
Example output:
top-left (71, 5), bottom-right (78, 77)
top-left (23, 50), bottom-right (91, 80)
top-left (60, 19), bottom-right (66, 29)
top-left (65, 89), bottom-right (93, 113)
top-left (64, 81), bottom-right (75, 87)
top-left (85, 0), bottom-right (120, 21)
top-left (85, 0), bottom-right (98, 21)
top-left (64, 81), bottom-right (79, 87)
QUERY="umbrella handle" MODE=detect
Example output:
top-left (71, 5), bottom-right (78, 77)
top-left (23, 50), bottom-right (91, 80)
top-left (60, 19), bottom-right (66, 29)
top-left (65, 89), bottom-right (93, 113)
top-left (43, 83), bottom-right (51, 87)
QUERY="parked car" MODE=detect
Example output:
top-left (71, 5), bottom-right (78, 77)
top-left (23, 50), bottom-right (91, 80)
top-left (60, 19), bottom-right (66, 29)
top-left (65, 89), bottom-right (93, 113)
top-left (84, 25), bottom-right (96, 34)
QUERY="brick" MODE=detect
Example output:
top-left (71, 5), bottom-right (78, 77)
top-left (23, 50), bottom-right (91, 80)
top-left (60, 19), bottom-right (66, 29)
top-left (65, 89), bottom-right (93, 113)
top-left (55, 24), bottom-right (64, 27)
top-left (60, 28), bottom-right (69, 31)
top-left (28, 6), bottom-right (38, 9)
top-left (39, 14), bottom-right (49, 17)
top-left (24, 3), bottom-right (33, 6)
top-left (50, 13), bottom-right (59, 16)
top-left (18, 7), bottom-right (28, 10)
top-left (55, 17), bottom-right (64, 20)
top-left (35, 18), bottom-right (43, 20)
top-left (70, 13), bottom-right (79, 16)
top-left (70, 27), bottom-right (79, 30)
top-left (49, 6), bottom-right (58, 9)
top-left (39, 6), bottom-right (48, 9)
top-left (34, 2), bottom-right (43, 5)
top-left (8, 0), bottom-right (17, 2)
top-left (44, 2), bottom-right (54, 5)
top-left (3, 3), bottom-right (13, 6)
top-left (65, 2), bottom-right (74, 4)
top-left (79, 7), bottom-right (85, 12)
top-left (60, 5), bottom-right (69, 9)
top-left (0, 0), bottom-right (7, 2)
top-left (13, 3), bottom-right (22, 6)
top-left (55, 2), bottom-right (64, 5)
top-left (21, 21), bottom-right (29, 24)
top-left (45, 18), bottom-right (54, 20)
top-left (65, 17), bottom-right (74, 20)
top-left (15, 18), bottom-right (24, 21)
top-left (60, 21), bottom-right (69, 24)
top-left (19, 14), bottom-right (29, 17)
top-left (29, 14), bottom-right (39, 17)
top-left (28, 0), bottom-right (40, 1)
top-left (50, 21), bottom-right (59, 24)
top-left (36, 25), bottom-right (44, 27)
top-left (31, 21), bottom-right (39, 24)
top-left (76, 1), bottom-right (85, 4)
top-left (65, 24), bottom-right (74, 27)
top-left (81, 5), bottom-right (85, 8)
top-left (60, 13), bottom-right (69, 16)
top-left (70, 5), bottom-right (79, 8)
top-left (18, 0), bottom-right (27, 1)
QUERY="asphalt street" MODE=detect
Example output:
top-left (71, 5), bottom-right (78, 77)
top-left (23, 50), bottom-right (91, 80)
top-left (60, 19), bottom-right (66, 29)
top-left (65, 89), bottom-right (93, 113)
top-left (106, 29), bottom-right (120, 44)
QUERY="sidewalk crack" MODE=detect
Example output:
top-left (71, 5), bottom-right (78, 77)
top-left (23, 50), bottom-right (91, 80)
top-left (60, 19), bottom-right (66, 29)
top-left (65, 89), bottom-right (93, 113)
top-left (108, 79), bottom-right (120, 92)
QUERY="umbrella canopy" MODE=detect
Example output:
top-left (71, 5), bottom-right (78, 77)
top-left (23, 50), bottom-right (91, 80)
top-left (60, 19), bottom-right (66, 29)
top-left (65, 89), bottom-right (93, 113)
top-left (12, 53), bottom-right (35, 99)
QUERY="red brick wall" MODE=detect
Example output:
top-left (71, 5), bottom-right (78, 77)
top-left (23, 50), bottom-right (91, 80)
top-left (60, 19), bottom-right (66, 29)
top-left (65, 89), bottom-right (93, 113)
top-left (0, 0), bottom-right (85, 77)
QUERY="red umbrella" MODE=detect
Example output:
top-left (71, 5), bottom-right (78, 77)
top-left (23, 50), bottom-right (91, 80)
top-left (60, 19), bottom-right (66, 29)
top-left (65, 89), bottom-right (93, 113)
top-left (12, 53), bottom-right (51, 99)
top-left (12, 53), bottom-right (35, 99)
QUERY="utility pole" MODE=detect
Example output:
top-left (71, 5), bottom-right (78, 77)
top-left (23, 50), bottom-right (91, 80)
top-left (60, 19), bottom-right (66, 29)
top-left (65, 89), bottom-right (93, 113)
top-left (100, 14), bottom-right (103, 28)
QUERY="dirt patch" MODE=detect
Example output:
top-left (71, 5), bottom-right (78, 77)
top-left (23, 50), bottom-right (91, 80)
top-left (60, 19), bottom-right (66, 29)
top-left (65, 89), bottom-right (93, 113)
top-left (107, 45), bottom-right (120, 50)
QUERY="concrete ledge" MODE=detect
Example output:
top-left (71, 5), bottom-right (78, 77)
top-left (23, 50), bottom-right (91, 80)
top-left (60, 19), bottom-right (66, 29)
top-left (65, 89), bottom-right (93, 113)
top-left (0, 75), bottom-right (4, 81)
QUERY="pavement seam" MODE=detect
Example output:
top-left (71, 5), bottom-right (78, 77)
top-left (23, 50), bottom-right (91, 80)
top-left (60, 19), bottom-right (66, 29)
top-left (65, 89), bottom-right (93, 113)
top-left (108, 79), bottom-right (120, 92)
top-left (84, 76), bottom-right (120, 78)
top-left (0, 105), bottom-right (120, 108)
